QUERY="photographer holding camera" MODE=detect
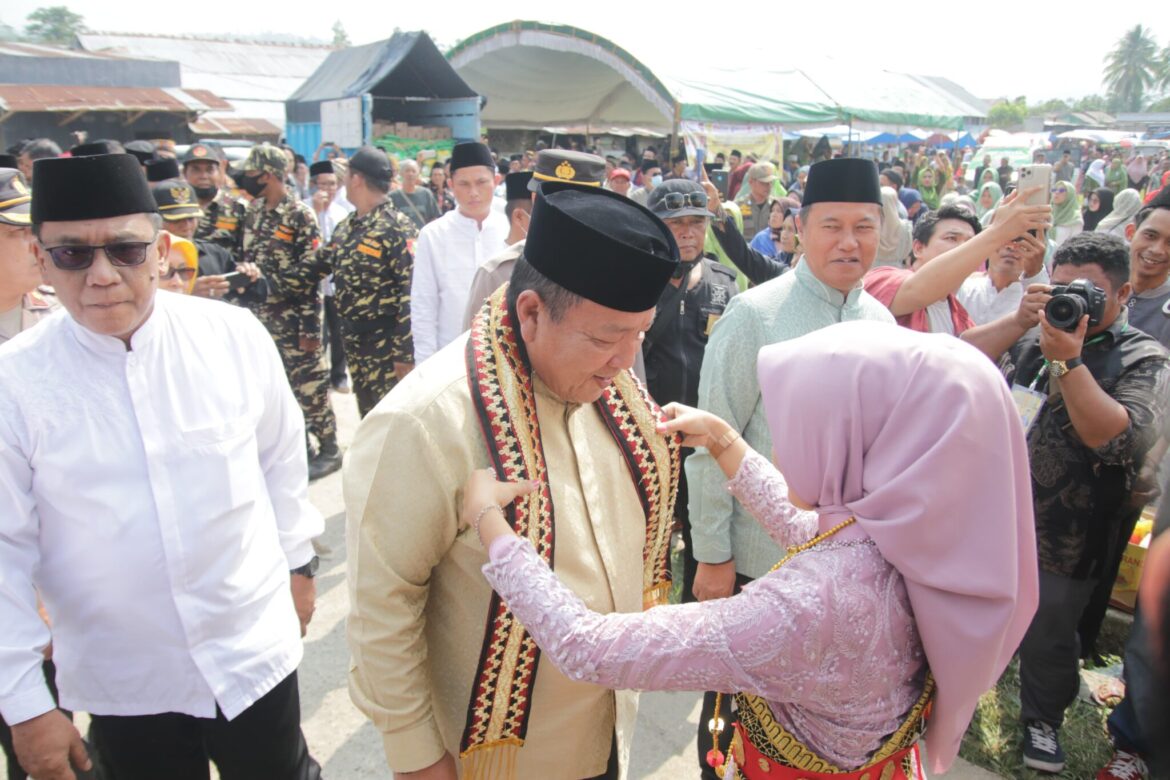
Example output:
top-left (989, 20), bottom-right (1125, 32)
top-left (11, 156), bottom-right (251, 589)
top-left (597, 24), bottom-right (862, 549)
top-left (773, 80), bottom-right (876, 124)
top-left (962, 231), bottom-right (1170, 773)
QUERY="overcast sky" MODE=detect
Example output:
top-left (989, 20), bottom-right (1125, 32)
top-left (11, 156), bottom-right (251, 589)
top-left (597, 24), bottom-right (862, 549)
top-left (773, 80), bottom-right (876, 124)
top-left (5, 0), bottom-right (1168, 105)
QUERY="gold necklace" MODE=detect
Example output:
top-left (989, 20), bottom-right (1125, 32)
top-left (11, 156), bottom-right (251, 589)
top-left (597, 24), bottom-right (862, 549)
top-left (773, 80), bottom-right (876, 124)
top-left (773, 516), bottom-right (858, 569)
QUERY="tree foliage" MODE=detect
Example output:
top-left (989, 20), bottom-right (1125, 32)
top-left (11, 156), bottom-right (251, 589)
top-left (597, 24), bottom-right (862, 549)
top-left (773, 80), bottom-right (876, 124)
top-left (24, 5), bottom-right (84, 44)
top-left (331, 20), bottom-right (350, 48)
top-left (988, 97), bottom-right (1027, 129)
top-left (1103, 25), bottom-right (1160, 113)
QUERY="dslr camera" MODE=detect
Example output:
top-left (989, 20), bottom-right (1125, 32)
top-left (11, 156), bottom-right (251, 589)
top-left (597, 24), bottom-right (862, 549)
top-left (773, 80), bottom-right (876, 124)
top-left (1044, 278), bottom-right (1107, 332)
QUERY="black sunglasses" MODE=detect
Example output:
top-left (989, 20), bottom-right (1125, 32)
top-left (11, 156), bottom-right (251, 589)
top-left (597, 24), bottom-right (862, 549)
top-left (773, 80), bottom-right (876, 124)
top-left (161, 265), bottom-right (197, 281)
top-left (43, 240), bottom-right (155, 271)
top-left (661, 191), bottom-right (708, 210)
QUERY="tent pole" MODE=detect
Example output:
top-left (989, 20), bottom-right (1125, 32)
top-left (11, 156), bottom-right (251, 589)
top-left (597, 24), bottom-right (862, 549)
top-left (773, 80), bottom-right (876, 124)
top-left (847, 114), bottom-right (854, 157)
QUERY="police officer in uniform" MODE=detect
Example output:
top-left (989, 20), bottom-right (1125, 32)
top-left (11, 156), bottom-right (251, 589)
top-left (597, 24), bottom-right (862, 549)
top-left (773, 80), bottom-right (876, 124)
top-left (642, 178), bottom-right (739, 780)
top-left (241, 144), bottom-right (340, 480)
top-left (151, 179), bottom-right (268, 307)
top-left (311, 146), bottom-right (417, 417)
top-left (184, 143), bottom-right (246, 263)
top-left (0, 168), bottom-right (58, 345)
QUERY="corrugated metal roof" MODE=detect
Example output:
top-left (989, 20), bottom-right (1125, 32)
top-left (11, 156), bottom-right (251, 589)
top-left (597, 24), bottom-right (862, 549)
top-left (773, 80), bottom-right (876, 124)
top-left (75, 33), bottom-right (334, 130)
top-left (0, 41), bottom-right (141, 60)
top-left (190, 115), bottom-right (282, 137)
top-left (0, 84), bottom-right (232, 113)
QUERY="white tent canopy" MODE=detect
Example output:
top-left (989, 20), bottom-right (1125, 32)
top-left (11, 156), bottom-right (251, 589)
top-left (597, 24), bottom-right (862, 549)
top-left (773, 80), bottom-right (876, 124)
top-left (447, 22), bottom-right (988, 134)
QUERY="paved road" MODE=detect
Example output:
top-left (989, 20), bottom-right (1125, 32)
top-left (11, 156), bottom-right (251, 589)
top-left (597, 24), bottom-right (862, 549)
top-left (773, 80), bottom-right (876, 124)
top-left (3, 391), bottom-right (1000, 778)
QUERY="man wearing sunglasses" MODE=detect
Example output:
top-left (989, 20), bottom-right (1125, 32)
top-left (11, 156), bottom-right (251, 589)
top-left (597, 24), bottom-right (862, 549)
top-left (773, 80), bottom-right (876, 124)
top-left (0, 153), bottom-right (325, 780)
top-left (151, 179), bottom-right (266, 305)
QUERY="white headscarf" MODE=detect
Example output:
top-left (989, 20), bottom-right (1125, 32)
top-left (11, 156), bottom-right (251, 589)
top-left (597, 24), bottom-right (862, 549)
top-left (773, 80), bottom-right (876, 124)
top-left (876, 186), bottom-right (912, 266)
top-left (1096, 188), bottom-right (1142, 234)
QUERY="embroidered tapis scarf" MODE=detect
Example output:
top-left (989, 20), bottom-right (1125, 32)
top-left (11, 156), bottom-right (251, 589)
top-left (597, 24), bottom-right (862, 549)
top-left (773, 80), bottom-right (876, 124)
top-left (460, 285), bottom-right (679, 777)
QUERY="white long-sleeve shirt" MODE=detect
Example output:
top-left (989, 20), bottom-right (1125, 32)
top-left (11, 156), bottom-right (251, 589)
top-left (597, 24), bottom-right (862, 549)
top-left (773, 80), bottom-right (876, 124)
top-left (410, 208), bottom-right (508, 363)
top-left (0, 291), bottom-right (322, 725)
top-left (957, 268), bottom-right (1050, 326)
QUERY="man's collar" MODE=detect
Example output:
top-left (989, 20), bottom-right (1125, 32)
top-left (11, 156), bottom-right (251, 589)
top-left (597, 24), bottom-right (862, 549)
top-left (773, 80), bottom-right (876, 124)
top-left (1089, 308), bottom-right (1130, 349)
top-left (1132, 276), bottom-right (1170, 299)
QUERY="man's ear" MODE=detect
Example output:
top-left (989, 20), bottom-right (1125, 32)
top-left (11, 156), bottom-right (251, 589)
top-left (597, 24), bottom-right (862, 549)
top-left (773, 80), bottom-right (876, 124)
top-left (31, 236), bottom-right (50, 275)
top-left (1125, 222), bottom-right (1136, 242)
top-left (156, 230), bottom-right (172, 260)
top-left (514, 289), bottom-right (543, 343)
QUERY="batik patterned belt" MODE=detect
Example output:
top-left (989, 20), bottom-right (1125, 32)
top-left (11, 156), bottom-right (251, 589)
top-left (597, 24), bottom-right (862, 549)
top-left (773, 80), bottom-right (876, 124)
top-left (460, 285), bottom-right (680, 778)
top-left (731, 675), bottom-right (934, 780)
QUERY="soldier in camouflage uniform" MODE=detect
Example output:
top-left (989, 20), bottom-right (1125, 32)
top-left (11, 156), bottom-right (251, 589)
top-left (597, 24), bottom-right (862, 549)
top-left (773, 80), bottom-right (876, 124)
top-left (183, 143), bottom-right (246, 263)
top-left (311, 146), bottom-right (416, 417)
top-left (240, 143), bottom-right (341, 479)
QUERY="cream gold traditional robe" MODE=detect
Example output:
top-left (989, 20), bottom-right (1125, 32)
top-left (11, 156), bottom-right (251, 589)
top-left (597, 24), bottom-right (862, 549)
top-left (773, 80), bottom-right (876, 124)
top-left (345, 334), bottom-right (650, 778)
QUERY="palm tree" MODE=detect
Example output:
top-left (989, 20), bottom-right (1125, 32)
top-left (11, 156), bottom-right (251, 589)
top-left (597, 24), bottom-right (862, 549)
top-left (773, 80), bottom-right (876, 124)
top-left (1103, 25), bottom-right (1159, 113)
top-left (1160, 45), bottom-right (1170, 93)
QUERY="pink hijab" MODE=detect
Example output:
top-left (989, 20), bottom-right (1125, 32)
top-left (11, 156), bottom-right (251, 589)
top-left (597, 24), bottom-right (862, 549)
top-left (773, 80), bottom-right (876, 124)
top-left (758, 321), bottom-right (1038, 774)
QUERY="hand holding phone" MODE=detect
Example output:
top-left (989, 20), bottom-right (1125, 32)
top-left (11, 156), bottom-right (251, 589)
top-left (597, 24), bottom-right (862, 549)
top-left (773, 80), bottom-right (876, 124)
top-left (1017, 164), bottom-right (1053, 207)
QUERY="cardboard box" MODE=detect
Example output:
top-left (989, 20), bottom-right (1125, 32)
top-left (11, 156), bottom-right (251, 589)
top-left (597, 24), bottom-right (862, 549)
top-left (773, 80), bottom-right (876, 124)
top-left (1110, 541), bottom-right (1148, 613)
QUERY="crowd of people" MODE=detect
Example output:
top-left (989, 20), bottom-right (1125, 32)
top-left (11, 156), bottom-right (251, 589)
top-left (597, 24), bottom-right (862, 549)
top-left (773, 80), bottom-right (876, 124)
top-left (1, 128), bottom-right (1170, 780)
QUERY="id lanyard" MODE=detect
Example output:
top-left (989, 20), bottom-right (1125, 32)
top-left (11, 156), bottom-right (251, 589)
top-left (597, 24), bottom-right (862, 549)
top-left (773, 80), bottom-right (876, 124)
top-left (1027, 327), bottom-right (1119, 390)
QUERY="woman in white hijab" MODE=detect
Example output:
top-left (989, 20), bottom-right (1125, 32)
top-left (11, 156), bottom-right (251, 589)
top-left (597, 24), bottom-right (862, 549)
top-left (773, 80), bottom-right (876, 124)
top-left (1095, 188), bottom-right (1143, 238)
top-left (1083, 159), bottom-right (1107, 193)
top-left (874, 186), bottom-right (913, 267)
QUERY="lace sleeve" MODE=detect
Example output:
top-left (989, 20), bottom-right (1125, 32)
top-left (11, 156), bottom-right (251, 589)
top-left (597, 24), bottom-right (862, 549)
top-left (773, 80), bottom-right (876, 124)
top-left (726, 449), bottom-right (818, 548)
top-left (482, 535), bottom-right (827, 697)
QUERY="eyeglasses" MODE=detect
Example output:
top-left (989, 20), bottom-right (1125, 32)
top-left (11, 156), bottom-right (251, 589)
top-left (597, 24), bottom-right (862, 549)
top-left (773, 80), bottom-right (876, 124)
top-left (43, 240), bottom-right (155, 271)
top-left (161, 265), bottom-right (197, 281)
top-left (660, 191), bottom-right (708, 210)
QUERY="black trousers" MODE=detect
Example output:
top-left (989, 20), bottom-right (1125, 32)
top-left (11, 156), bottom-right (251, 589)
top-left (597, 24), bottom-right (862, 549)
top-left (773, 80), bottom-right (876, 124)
top-left (1019, 570), bottom-right (1099, 728)
top-left (87, 671), bottom-right (320, 780)
top-left (322, 295), bottom-right (347, 386)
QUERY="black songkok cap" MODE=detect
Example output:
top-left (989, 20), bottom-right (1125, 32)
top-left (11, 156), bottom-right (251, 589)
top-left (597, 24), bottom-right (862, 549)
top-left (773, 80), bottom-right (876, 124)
top-left (640, 159), bottom-right (660, 174)
top-left (801, 158), bottom-right (883, 207)
top-left (124, 140), bottom-right (156, 165)
top-left (146, 157), bottom-right (181, 182)
top-left (31, 154), bottom-right (157, 224)
top-left (309, 160), bottom-right (335, 178)
top-left (449, 141), bottom-right (494, 173)
top-left (526, 181), bottom-right (678, 312)
top-left (505, 171), bottom-right (533, 202)
top-left (528, 149), bottom-right (606, 192)
top-left (348, 146), bottom-right (392, 186)
top-left (0, 154), bottom-right (19, 169)
top-left (71, 140), bottom-right (124, 156)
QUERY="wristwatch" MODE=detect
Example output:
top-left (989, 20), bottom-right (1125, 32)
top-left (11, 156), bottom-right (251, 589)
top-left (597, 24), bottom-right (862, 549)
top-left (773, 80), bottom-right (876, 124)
top-left (1049, 357), bottom-right (1083, 378)
top-left (291, 555), bottom-right (319, 578)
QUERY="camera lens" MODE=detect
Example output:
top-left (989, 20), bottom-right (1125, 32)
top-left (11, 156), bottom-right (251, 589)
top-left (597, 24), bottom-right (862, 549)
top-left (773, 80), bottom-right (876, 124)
top-left (1045, 294), bottom-right (1086, 331)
